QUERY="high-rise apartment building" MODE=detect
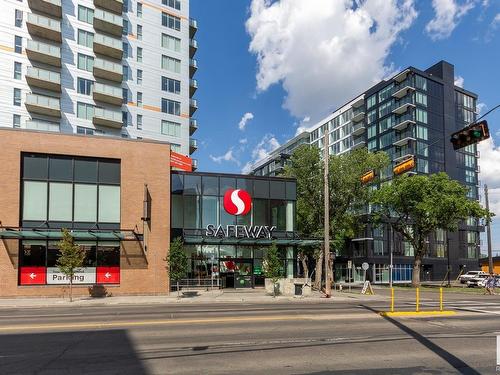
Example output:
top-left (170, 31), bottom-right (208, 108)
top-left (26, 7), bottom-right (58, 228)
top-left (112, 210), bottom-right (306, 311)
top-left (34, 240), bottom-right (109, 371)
top-left (251, 61), bottom-right (483, 283)
top-left (1, 0), bottom-right (198, 166)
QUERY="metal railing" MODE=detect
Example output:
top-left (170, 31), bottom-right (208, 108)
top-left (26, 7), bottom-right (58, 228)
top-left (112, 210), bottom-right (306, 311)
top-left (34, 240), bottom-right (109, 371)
top-left (94, 8), bottom-right (123, 27)
top-left (190, 139), bottom-right (198, 148)
top-left (94, 57), bottom-right (122, 74)
top-left (26, 66), bottom-right (60, 84)
top-left (94, 107), bottom-right (122, 122)
top-left (190, 39), bottom-right (198, 49)
top-left (26, 119), bottom-right (60, 132)
top-left (27, 12), bottom-right (61, 32)
top-left (190, 59), bottom-right (198, 68)
top-left (190, 79), bottom-right (198, 88)
top-left (190, 99), bottom-right (198, 108)
top-left (27, 39), bottom-right (61, 58)
top-left (189, 18), bottom-right (198, 28)
top-left (94, 82), bottom-right (122, 98)
top-left (352, 122), bottom-right (365, 133)
top-left (170, 278), bottom-right (222, 292)
top-left (94, 33), bottom-right (122, 50)
top-left (26, 93), bottom-right (60, 110)
top-left (353, 106), bottom-right (365, 117)
top-left (394, 128), bottom-right (416, 142)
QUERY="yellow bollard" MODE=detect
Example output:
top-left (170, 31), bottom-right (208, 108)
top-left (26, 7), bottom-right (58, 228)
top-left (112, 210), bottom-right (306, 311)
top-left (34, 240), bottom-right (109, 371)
top-left (391, 288), bottom-right (394, 312)
top-left (439, 287), bottom-right (443, 312)
top-left (416, 287), bottom-right (420, 312)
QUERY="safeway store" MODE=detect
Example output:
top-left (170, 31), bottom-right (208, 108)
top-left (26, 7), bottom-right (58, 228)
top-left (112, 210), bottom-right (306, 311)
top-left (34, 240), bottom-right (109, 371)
top-left (0, 128), bottom-right (170, 297)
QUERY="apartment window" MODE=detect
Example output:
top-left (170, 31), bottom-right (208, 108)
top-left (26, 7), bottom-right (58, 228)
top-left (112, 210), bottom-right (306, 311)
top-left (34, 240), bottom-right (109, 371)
top-left (137, 47), bottom-right (143, 62)
top-left (367, 125), bottom-right (376, 139)
top-left (373, 240), bottom-right (385, 256)
top-left (77, 102), bottom-right (94, 120)
top-left (123, 42), bottom-right (128, 58)
top-left (162, 56), bottom-right (181, 73)
top-left (77, 53), bottom-right (94, 72)
top-left (465, 154), bottom-right (476, 169)
top-left (137, 25), bottom-right (142, 40)
top-left (137, 114), bottom-right (142, 130)
top-left (162, 13), bottom-right (181, 31)
top-left (77, 29), bottom-right (94, 48)
top-left (13, 88), bottom-right (21, 106)
top-left (416, 109), bottom-right (427, 124)
top-left (416, 92), bottom-right (427, 107)
top-left (77, 77), bottom-right (94, 95)
top-left (13, 114), bottom-right (21, 128)
top-left (161, 77), bottom-right (181, 94)
top-left (123, 0), bottom-right (128, 12)
top-left (417, 158), bottom-right (428, 173)
top-left (78, 5), bottom-right (94, 24)
top-left (366, 94), bottom-right (376, 109)
top-left (15, 9), bottom-right (23, 27)
top-left (122, 88), bottom-right (128, 104)
top-left (171, 143), bottom-right (181, 153)
top-left (137, 92), bottom-right (143, 107)
top-left (15, 35), bottom-right (22, 53)
top-left (162, 34), bottom-right (181, 52)
top-left (14, 62), bottom-right (22, 79)
top-left (123, 65), bottom-right (129, 80)
top-left (161, 120), bottom-right (180, 137)
top-left (415, 75), bottom-right (427, 91)
top-left (465, 169), bottom-right (476, 184)
top-left (137, 69), bottom-right (143, 84)
top-left (378, 84), bottom-right (393, 103)
top-left (417, 141), bottom-right (429, 157)
top-left (367, 109), bottom-right (377, 124)
top-left (416, 125), bottom-right (428, 140)
top-left (123, 20), bottom-right (129, 35)
top-left (379, 116), bottom-right (394, 133)
top-left (378, 101), bottom-right (392, 118)
top-left (161, 98), bottom-right (180, 116)
top-left (77, 126), bottom-right (94, 135)
top-left (163, 0), bottom-right (181, 10)
top-left (122, 111), bottom-right (128, 127)
top-left (379, 132), bottom-right (393, 148)
top-left (368, 139), bottom-right (377, 151)
top-left (137, 3), bottom-right (143, 17)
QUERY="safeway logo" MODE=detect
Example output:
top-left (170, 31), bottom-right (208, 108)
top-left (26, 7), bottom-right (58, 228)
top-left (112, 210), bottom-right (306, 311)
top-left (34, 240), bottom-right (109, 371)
top-left (223, 189), bottom-right (252, 216)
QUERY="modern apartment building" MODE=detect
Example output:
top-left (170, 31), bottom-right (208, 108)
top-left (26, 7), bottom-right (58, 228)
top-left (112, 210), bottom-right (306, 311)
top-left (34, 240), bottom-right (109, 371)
top-left (1, 0), bottom-right (198, 166)
top-left (251, 61), bottom-right (483, 283)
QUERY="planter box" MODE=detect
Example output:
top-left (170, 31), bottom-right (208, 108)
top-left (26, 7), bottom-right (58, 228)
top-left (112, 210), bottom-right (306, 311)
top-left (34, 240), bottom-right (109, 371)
top-left (265, 278), bottom-right (312, 296)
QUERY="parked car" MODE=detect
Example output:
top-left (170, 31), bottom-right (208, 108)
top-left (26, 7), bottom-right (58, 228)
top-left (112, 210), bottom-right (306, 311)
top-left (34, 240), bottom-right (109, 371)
top-left (467, 274), bottom-right (489, 288)
top-left (476, 275), bottom-right (500, 288)
top-left (459, 271), bottom-right (488, 284)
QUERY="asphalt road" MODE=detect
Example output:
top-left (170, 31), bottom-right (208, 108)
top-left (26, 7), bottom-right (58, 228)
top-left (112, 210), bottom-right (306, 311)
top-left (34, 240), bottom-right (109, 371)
top-left (0, 292), bottom-right (499, 375)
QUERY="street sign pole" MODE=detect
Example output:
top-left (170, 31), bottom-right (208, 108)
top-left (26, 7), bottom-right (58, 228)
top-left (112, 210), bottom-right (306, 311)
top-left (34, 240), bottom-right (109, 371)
top-left (389, 225), bottom-right (393, 289)
top-left (485, 184), bottom-right (493, 274)
top-left (324, 128), bottom-right (331, 298)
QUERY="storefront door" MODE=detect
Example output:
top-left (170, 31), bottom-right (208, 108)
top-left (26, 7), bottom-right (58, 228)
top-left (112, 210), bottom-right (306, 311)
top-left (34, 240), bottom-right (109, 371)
top-left (220, 258), bottom-right (253, 288)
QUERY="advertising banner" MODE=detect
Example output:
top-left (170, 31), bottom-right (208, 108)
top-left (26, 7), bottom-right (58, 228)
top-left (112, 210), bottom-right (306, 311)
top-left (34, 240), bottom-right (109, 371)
top-left (19, 267), bottom-right (46, 285)
top-left (96, 267), bottom-right (120, 284)
top-left (170, 151), bottom-right (192, 172)
top-left (46, 267), bottom-right (96, 285)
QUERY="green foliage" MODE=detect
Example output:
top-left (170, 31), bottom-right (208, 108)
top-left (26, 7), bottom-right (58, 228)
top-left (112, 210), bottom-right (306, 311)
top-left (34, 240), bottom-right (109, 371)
top-left (57, 229), bottom-right (85, 278)
top-left (372, 172), bottom-right (493, 285)
top-left (263, 243), bottom-right (283, 282)
top-left (167, 237), bottom-right (188, 282)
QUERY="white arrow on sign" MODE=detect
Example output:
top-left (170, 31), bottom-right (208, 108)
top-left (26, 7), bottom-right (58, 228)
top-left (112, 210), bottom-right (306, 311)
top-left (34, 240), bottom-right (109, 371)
top-left (29, 273), bottom-right (36, 279)
top-left (105, 272), bottom-right (111, 279)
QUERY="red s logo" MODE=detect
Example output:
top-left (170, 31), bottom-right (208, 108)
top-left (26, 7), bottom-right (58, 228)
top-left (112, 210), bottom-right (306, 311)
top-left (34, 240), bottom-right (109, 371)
top-left (223, 189), bottom-right (252, 216)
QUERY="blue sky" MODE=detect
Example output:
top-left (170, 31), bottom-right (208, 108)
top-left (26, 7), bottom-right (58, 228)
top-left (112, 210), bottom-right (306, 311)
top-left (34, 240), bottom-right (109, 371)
top-left (190, 0), bottom-right (500, 253)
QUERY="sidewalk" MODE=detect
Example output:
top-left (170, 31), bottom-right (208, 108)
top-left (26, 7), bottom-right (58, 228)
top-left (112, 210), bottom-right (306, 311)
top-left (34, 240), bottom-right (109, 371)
top-left (0, 289), bottom-right (389, 308)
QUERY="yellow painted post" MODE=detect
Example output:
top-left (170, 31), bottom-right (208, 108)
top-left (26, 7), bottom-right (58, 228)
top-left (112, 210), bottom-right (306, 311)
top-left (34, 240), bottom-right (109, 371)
top-left (416, 288), bottom-right (420, 312)
top-left (391, 288), bottom-right (394, 312)
top-left (439, 287), bottom-right (443, 311)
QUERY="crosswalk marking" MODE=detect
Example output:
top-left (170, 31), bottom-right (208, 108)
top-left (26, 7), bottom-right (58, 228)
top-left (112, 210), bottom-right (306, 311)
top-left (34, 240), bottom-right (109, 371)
top-left (406, 300), bottom-right (500, 315)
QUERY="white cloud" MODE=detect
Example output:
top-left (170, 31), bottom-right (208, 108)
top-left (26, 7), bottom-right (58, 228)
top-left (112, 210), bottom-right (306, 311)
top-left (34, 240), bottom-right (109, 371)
top-left (241, 134), bottom-right (280, 173)
top-left (246, 0), bottom-right (418, 120)
top-left (239, 138), bottom-right (248, 144)
top-left (425, 0), bottom-right (476, 40)
top-left (478, 138), bottom-right (500, 216)
top-left (209, 149), bottom-right (240, 166)
top-left (454, 75), bottom-right (464, 87)
top-left (477, 102), bottom-right (487, 114)
top-left (238, 112), bottom-right (254, 131)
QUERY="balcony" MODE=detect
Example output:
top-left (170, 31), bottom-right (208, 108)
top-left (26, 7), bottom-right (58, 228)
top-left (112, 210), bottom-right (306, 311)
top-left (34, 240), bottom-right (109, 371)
top-left (189, 59), bottom-right (198, 77)
top-left (28, 0), bottom-right (62, 18)
top-left (393, 128), bottom-right (416, 147)
top-left (190, 79), bottom-right (198, 97)
top-left (26, 119), bottom-right (60, 132)
top-left (93, 107), bottom-right (122, 128)
top-left (392, 96), bottom-right (415, 115)
top-left (189, 139), bottom-right (198, 154)
top-left (189, 18), bottom-right (198, 38)
top-left (26, 39), bottom-right (61, 66)
top-left (392, 79), bottom-right (415, 99)
top-left (93, 58), bottom-right (123, 83)
top-left (189, 119), bottom-right (198, 135)
top-left (393, 147), bottom-right (415, 163)
top-left (94, 0), bottom-right (123, 15)
top-left (26, 12), bottom-right (62, 42)
top-left (393, 68), bottom-right (410, 83)
top-left (93, 8), bottom-right (123, 37)
top-left (189, 39), bottom-right (198, 58)
top-left (351, 122), bottom-right (366, 136)
top-left (352, 107), bottom-right (365, 123)
top-left (352, 136), bottom-right (366, 150)
top-left (25, 93), bottom-right (60, 117)
top-left (192, 158), bottom-right (198, 171)
top-left (93, 82), bottom-right (122, 106)
top-left (351, 96), bottom-right (364, 108)
top-left (93, 33), bottom-right (123, 60)
top-left (190, 99), bottom-right (198, 116)
top-left (26, 66), bottom-right (61, 92)
top-left (393, 113), bottom-right (416, 131)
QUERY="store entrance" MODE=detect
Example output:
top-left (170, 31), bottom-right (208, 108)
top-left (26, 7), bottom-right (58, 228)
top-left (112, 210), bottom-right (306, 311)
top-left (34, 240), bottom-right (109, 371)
top-left (220, 258), bottom-right (253, 288)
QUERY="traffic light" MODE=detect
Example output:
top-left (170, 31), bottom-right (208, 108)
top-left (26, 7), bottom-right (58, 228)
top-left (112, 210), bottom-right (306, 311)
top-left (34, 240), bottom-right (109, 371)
top-left (450, 120), bottom-right (490, 150)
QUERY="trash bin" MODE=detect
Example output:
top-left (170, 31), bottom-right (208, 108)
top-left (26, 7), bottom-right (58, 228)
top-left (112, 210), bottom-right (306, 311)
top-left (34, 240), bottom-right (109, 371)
top-left (294, 283), bottom-right (303, 296)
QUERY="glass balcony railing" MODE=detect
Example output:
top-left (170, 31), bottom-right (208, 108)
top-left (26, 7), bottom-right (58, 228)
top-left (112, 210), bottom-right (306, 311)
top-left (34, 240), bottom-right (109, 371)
top-left (190, 39), bottom-right (198, 49)
top-left (352, 135), bottom-right (366, 149)
top-left (94, 8), bottom-right (122, 27)
top-left (26, 66), bottom-right (60, 85)
top-left (190, 79), bottom-right (198, 88)
top-left (26, 39), bottom-right (61, 58)
top-left (26, 93), bottom-right (60, 110)
top-left (352, 122), bottom-right (365, 134)
top-left (190, 139), bottom-right (198, 148)
top-left (393, 146), bottom-right (415, 161)
top-left (94, 33), bottom-right (122, 50)
top-left (94, 107), bottom-right (122, 122)
top-left (94, 58), bottom-right (122, 75)
top-left (26, 119), bottom-right (60, 132)
top-left (192, 159), bottom-right (198, 169)
top-left (93, 82), bottom-right (121, 98)
top-left (27, 12), bottom-right (61, 32)
top-left (189, 18), bottom-right (198, 29)
top-left (353, 106), bottom-right (365, 117)
top-left (392, 95), bottom-right (415, 114)
top-left (190, 99), bottom-right (198, 108)
top-left (190, 59), bottom-right (198, 69)
top-left (394, 128), bottom-right (416, 144)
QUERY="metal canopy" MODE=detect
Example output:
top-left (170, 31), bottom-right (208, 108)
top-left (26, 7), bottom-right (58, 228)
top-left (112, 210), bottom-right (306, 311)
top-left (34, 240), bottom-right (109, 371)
top-left (0, 228), bottom-right (137, 241)
top-left (183, 236), bottom-right (322, 246)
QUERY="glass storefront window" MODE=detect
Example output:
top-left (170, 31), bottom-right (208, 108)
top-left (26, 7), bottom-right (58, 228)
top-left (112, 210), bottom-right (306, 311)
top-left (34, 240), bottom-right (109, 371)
top-left (270, 180), bottom-right (286, 199)
top-left (49, 182), bottom-right (73, 221)
top-left (202, 176), bottom-right (219, 196)
top-left (171, 174), bottom-right (183, 194)
top-left (171, 195), bottom-right (183, 228)
top-left (254, 180), bottom-right (269, 198)
top-left (253, 199), bottom-right (269, 226)
top-left (77, 241), bottom-right (97, 267)
top-left (286, 181), bottom-right (296, 200)
top-left (237, 178), bottom-right (253, 193)
top-left (23, 181), bottom-right (48, 221)
top-left (49, 156), bottom-right (73, 181)
top-left (184, 195), bottom-right (200, 229)
top-left (238, 246), bottom-right (252, 258)
top-left (202, 196), bottom-right (218, 228)
top-left (74, 158), bottom-right (98, 183)
top-left (98, 160), bottom-right (120, 184)
top-left (74, 184), bottom-right (97, 222)
top-left (220, 177), bottom-right (236, 194)
top-left (219, 197), bottom-right (235, 226)
top-left (97, 241), bottom-right (120, 266)
top-left (47, 241), bottom-right (60, 267)
top-left (271, 200), bottom-right (287, 230)
top-left (21, 241), bottom-right (46, 266)
top-left (98, 185), bottom-right (120, 223)
top-left (23, 154), bottom-right (48, 180)
top-left (184, 175), bottom-right (201, 195)
top-left (219, 245), bottom-right (236, 258)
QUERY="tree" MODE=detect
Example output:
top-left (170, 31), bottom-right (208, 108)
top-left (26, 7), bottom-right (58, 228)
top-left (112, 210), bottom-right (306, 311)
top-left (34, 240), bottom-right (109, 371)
top-left (167, 237), bottom-right (188, 297)
top-left (372, 172), bottom-right (492, 287)
top-left (285, 145), bottom-right (389, 289)
top-left (263, 243), bottom-right (283, 297)
top-left (57, 229), bottom-right (85, 302)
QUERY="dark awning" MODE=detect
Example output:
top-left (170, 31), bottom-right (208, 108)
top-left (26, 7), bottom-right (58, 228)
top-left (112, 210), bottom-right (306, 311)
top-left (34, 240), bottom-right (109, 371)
top-left (183, 236), bottom-right (322, 246)
top-left (0, 228), bottom-right (138, 241)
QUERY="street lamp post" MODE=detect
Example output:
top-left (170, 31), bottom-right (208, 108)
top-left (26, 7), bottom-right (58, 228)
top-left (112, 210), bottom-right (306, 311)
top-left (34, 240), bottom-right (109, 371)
top-left (324, 126), bottom-right (331, 298)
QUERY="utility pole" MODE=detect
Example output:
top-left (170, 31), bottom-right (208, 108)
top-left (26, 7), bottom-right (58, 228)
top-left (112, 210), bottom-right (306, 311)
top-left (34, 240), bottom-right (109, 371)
top-left (485, 184), bottom-right (493, 274)
top-left (324, 127), bottom-right (331, 298)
